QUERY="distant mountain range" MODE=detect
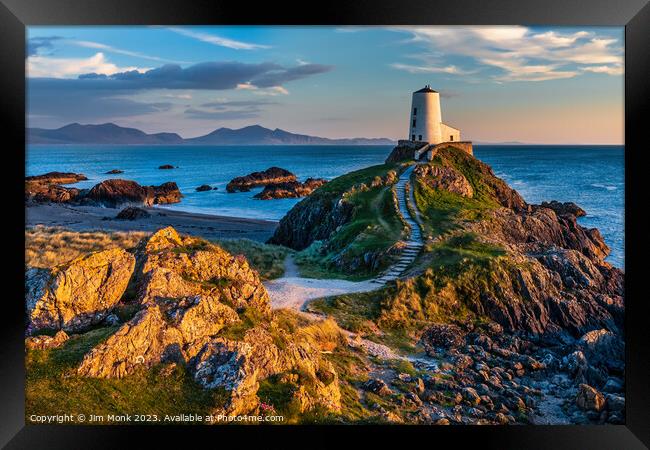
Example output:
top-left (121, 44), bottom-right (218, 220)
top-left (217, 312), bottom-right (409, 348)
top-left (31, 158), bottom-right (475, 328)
top-left (27, 123), bottom-right (396, 146)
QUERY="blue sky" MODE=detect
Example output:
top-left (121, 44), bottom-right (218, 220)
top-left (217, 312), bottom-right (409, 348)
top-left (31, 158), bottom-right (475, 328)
top-left (27, 26), bottom-right (624, 144)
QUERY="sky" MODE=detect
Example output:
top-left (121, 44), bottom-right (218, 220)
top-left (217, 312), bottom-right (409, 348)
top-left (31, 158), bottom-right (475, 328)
top-left (26, 26), bottom-right (624, 144)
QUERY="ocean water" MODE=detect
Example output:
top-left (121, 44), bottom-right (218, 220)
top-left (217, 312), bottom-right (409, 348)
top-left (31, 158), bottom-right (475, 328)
top-left (26, 144), bottom-right (624, 268)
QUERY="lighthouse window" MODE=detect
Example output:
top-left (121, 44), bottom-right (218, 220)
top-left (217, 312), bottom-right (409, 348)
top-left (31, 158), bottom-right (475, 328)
top-left (413, 108), bottom-right (417, 116)
top-left (418, 135), bottom-right (422, 141)
top-left (412, 119), bottom-right (416, 127)
top-left (450, 135), bottom-right (454, 141)
top-left (411, 134), bottom-right (415, 141)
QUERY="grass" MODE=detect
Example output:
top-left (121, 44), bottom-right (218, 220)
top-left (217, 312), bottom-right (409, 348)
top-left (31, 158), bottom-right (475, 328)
top-left (215, 238), bottom-right (290, 280)
top-left (26, 327), bottom-right (227, 423)
top-left (25, 226), bottom-right (149, 268)
top-left (294, 164), bottom-right (406, 280)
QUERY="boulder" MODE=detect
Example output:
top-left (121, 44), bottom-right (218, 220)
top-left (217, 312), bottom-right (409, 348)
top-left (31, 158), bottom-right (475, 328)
top-left (83, 179), bottom-right (182, 207)
top-left (195, 184), bottom-right (213, 192)
top-left (226, 167), bottom-right (296, 193)
top-left (578, 329), bottom-right (624, 370)
top-left (116, 207), bottom-right (151, 220)
top-left (25, 330), bottom-right (69, 350)
top-left (159, 164), bottom-right (176, 169)
top-left (25, 182), bottom-right (82, 204)
top-left (414, 164), bottom-right (473, 197)
top-left (538, 200), bottom-right (586, 218)
top-left (106, 169), bottom-right (124, 174)
top-left (420, 324), bottom-right (465, 355)
top-left (26, 248), bottom-right (135, 332)
top-left (576, 384), bottom-right (605, 412)
top-left (26, 172), bottom-right (88, 184)
top-left (253, 178), bottom-right (328, 200)
top-left (363, 378), bottom-right (393, 396)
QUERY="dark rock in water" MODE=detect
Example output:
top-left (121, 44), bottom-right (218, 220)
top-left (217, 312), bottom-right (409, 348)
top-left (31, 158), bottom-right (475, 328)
top-left (227, 167), bottom-right (296, 193)
top-left (25, 182), bottom-right (82, 204)
top-left (150, 181), bottom-right (183, 205)
top-left (83, 179), bottom-right (182, 207)
top-left (537, 200), bottom-right (586, 218)
top-left (26, 172), bottom-right (88, 184)
top-left (196, 184), bottom-right (213, 192)
top-left (116, 206), bottom-right (151, 220)
top-left (253, 178), bottom-right (327, 200)
top-left (159, 164), bottom-right (176, 169)
top-left (25, 172), bottom-right (88, 204)
top-left (106, 169), bottom-right (124, 174)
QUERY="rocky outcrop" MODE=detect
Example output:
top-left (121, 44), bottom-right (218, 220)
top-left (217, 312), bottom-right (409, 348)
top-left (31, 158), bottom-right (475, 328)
top-left (116, 207), bottom-right (151, 220)
top-left (159, 164), bottom-right (176, 170)
top-left (538, 200), bottom-right (586, 218)
top-left (385, 143), bottom-right (421, 163)
top-left (191, 326), bottom-right (341, 415)
top-left (253, 178), bottom-right (328, 200)
top-left (414, 164), bottom-right (473, 197)
top-left (25, 182), bottom-right (82, 204)
top-left (78, 227), bottom-right (270, 378)
top-left (25, 172), bottom-right (87, 204)
top-left (226, 167), bottom-right (296, 193)
top-left (82, 179), bottom-right (183, 207)
top-left (420, 324), bottom-right (465, 355)
top-left (26, 172), bottom-right (88, 184)
top-left (25, 330), bottom-right (69, 350)
top-left (576, 384), bottom-right (605, 412)
top-left (106, 169), bottom-right (124, 174)
top-left (26, 248), bottom-right (135, 332)
top-left (196, 184), bottom-right (213, 192)
top-left (268, 193), bottom-right (354, 250)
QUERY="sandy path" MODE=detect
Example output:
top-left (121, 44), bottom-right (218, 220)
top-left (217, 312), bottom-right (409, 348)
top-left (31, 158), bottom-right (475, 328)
top-left (264, 255), bottom-right (380, 311)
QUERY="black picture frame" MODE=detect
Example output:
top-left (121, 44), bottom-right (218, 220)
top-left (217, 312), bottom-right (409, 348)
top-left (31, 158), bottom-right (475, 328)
top-left (2, 0), bottom-right (648, 448)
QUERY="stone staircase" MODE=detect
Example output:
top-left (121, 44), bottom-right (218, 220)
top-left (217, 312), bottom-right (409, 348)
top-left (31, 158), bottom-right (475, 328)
top-left (373, 165), bottom-right (424, 284)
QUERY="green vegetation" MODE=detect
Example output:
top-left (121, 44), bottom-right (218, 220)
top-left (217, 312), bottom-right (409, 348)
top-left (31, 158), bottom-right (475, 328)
top-left (215, 238), bottom-right (290, 280)
top-left (295, 163), bottom-right (407, 280)
top-left (26, 327), bottom-right (227, 423)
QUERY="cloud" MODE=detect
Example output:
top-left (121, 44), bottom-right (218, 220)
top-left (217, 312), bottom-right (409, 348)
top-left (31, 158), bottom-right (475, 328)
top-left (390, 63), bottom-right (468, 75)
top-left (185, 98), bottom-right (279, 120)
top-left (168, 27), bottom-right (270, 50)
top-left (27, 52), bottom-right (148, 78)
top-left (388, 26), bottom-right (623, 82)
top-left (235, 83), bottom-right (289, 95)
top-left (582, 64), bottom-right (624, 75)
top-left (73, 40), bottom-right (189, 64)
top-left (27, 36), bottom-right (63, 56)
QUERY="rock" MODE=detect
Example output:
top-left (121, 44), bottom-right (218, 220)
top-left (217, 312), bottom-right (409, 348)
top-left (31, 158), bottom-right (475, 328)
top-left (25, 330), bottom-right (69, 350)
top-left (26, 248), bottom-right (135, 332)
top-left (104, 313), bottom-right (121, 326)
top-left (83, 179), bottom-right (183, 207)
top-left (578, 329), bottom-right (624, 371)
top-left (159, 164), bottom-right (176, 169)
top-left (226, 167), bottom-right (296, 193)
top-left (462, 387), bottom-right (481, 405)
top-left (420, 324), bottom-right (465, 355)
top-left (538, 200), bottom-right (586, 218)
top-left (576, 384), bottom-right (605, 412)
top-left (563, 350), bottom-right (588, 376)
top-left (26, 172), bottom-right (88, 184)
top-left (116, 207), bottom-right (151, 220)
top-left (605, 394), bottom-right (625, 412)
top-left (106, 169), bottom-right (124, 174)
top-left (414, 164), bottom-right (473, 197)
top-left (602, 377), bottom-right (624, 393)
top-left (25, 182), bottom-right (82, 204)
top-left (253, 178), bottom-right (328, 200)
top-left (363, 378), bottom-right (393, 397)
top-left (195, 184), bottom-right (213, 192)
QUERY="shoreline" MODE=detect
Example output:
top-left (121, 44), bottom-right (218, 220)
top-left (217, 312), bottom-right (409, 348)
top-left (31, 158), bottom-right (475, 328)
top-left (26, 203), bottom-right (278, 242)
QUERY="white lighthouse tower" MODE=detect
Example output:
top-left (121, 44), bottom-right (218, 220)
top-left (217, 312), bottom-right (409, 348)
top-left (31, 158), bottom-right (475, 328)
top-left (408, 85), bottom-right (460, 144)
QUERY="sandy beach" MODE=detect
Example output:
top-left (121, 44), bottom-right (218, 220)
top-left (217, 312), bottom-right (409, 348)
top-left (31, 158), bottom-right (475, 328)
top-left (26, 203), bottom-right (278, 242)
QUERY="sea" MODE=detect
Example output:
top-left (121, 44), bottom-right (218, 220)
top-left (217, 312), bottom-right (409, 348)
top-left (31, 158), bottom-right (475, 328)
top-left (26, 145), bottom-right (624, 268)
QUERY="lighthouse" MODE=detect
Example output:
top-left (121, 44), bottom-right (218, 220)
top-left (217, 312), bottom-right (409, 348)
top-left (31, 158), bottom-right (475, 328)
top-left (408, 85), bottom-right (460, 144)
